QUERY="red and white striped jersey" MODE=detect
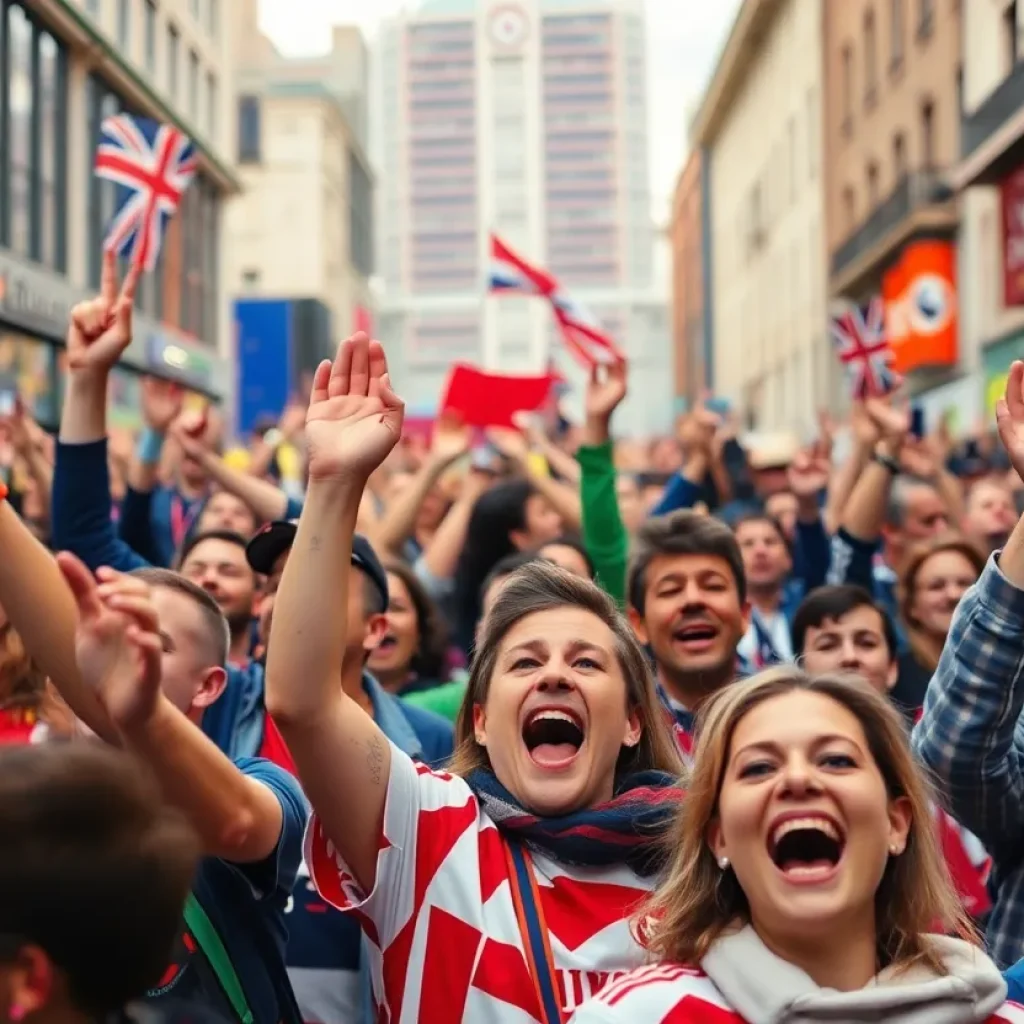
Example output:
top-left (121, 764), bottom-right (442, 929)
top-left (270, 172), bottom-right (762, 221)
top-left (567, 964), bottom-right (1024, 1023)
top-left (305, 741), bottom-right (655, 1023)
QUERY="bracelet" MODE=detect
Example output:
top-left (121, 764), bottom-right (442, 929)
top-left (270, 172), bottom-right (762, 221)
top-left (136, 427), bottom-right (165, 465)
top-left (873, 451), bottom-right (900, 475)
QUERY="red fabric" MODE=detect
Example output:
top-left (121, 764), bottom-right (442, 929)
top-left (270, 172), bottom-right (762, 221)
top-left (440, 363), bottom-right (556, 429)
top-left (259, 711), bottom-right (298, 776)
top-left (935, 808), bottom-right (992, 919)
top-left (0, 708), bottom-right (41, 745)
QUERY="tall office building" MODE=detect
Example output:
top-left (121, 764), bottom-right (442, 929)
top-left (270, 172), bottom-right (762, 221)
top-left (373, 0), bottom-right (670, 435)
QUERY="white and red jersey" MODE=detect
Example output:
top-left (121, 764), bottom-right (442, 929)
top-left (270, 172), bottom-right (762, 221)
top-left (566, 964), bottom-right (1024, 1023)
top-left (305, 741), bottom-right (654, 1023)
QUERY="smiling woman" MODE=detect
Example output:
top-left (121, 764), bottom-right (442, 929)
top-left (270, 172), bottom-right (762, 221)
top-left (567, 667), bottom-right (1018, 1024)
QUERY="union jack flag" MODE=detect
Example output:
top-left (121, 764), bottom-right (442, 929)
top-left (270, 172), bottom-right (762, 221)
top-left (829, 297), bottom-right (899, 399)
top-left (489, 233), bottom-right (624, 369)
top-left (94, 115), bottom-right (197, 272)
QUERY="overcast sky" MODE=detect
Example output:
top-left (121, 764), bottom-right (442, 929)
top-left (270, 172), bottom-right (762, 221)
top-left (257, 0), bottom-right (743, 225)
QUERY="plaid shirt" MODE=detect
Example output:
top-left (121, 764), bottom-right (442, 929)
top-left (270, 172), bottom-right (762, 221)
top-left (912, 554), bottom-right (1024, 967)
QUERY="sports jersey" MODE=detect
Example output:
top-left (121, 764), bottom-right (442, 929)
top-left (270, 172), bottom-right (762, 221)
top-left (567, 964), bottom-right (1024, 1023)
top-left (306, 742), bottom-right (653, 1023)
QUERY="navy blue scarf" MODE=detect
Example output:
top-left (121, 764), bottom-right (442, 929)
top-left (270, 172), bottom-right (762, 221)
top-left (464, 768), bottom-right (682, 877)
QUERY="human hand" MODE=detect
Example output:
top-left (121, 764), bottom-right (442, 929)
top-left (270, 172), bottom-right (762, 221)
top-left (66, 251), bottom-right (139, 374)
top-left (141, 377), bottom-right (184, 434)
top-left (304, 332), bottom-right (405, 483)
top-left (58, 553), bottom-right (163, 731)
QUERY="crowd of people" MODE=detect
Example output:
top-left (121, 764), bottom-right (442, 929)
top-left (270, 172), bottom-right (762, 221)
top-left (8, 251), bottom-right (1024, 1022)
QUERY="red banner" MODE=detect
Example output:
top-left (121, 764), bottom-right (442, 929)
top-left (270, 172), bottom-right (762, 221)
top-left (440, 364), bottom-right (556, 429)
top-left (1002, 167), bottom-right (1024, 307)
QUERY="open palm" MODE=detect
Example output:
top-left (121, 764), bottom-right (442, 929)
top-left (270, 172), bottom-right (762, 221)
top-left (305, 332), bottom-right (405, 482)
top-left (996, 360), bottom-right (1024, 480)
top-left (57, 555), bottom-right (162, 729)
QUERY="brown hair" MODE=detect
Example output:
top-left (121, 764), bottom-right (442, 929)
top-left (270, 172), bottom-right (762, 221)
top-left (898, 533), bottom-right (985, 673)
top-left (0, 622), bottom-right (73, 735)
top-left (383, 559), bottom-right (450, 681)
top-left (0, 742), bottom-right (199, 1015)
top-left (449, 559), bottom-right (683, 781)
top-left (130, 567), bottom-right (231, 667)
top-left (641, 667), bottom-right (975, 973)
top-left (628, 510), bottom-right (746, 615)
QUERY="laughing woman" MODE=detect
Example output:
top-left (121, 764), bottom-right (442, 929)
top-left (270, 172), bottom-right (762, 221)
top-left (568, 668), bottom-right (1021, 1024)
top-left (266, 334), bottom-right (683, 1024)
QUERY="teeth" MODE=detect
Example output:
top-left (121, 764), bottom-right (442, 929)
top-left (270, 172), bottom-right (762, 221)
top-left (771, 816), bottom-right (841, 848)
top-left (528, 710), bottom-right (579, 727)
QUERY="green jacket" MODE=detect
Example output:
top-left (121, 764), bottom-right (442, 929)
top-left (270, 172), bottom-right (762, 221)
top-left (576, 440), bottom-right (628, 608)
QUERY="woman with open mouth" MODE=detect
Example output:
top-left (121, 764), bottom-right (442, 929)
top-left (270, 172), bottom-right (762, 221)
top-left (267, 334), bottom-right (685, 1024)
top-left (567, 666), bottom-right (1020, 1023)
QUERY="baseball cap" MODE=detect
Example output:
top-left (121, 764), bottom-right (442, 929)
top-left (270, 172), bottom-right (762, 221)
top-left (245, 520), bottom-right (389, 610)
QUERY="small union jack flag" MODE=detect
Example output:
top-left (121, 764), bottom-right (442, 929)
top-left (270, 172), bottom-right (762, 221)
top-left (94, 115), bottom-right (197, 272)
top-left (829, 297), bottom-right (899, 399)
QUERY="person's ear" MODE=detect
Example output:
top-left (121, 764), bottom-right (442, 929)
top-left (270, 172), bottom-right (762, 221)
top-left (192, 665), bottom-right (227, 710)
top-left (363, 613), bottom-right (388, 655)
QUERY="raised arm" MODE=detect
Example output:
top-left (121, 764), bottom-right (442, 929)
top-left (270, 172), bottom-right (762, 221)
top-left (265, 332), bottom-right (404, 892)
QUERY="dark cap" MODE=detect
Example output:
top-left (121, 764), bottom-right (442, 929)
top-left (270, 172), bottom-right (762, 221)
top-left (245, 520), bottom-right (389, 610)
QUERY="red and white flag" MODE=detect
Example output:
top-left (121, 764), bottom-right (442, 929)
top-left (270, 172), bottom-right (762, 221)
top-left (489, 233), bottom-right (624, 369)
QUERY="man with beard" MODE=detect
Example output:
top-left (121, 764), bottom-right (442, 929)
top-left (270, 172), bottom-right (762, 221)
top-left (626, 509), bottom-right (749, 754)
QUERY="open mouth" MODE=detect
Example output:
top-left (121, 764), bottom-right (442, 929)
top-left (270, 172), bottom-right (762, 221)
top-left (522, 708), bottom-right (585, 768)
top-left (768, 816), bottom-right (845, 883)
top-left (377, 634), bottom-right (399, 653)
top-left (672, 622), bottom-right (719, 648)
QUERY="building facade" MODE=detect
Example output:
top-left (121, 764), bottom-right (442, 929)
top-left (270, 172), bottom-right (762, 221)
top-left (693, 0), bottom-right (833, 433)
top-left (823, 0), bottom-right (967, 422)
top-left (224, 0), bottom-right (374, 349)
top-left (669, 147), bottom-right (704, 403)
top-left (373, 0), bottom-right (670, 436)
top-left (957, 0), bottom-right (1024, 422)
top-left (0, 0), bottom-right (237, 427)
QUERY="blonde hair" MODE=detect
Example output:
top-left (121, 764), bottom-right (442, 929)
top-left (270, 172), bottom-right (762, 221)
top-left (641, 666), bottom-right (975, 973)
top-left (898, 533), bottom-right (985, 673)
top-left (448, 559), bottom-right (682, 781)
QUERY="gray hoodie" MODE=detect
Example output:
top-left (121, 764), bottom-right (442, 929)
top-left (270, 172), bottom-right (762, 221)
top-left (701, 925), bottom-right (1007, 1024)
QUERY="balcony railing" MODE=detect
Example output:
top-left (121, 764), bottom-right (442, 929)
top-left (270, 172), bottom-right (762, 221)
top-left (830, 171), bottom-right (953, 279)
top-left (962, 60), bottom-right (1024, 159)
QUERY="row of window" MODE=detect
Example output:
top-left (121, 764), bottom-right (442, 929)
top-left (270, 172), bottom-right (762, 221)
top-left (85, 76), bottom-right (220, 345)
top-left (0, 1), bottom-right (68, 271)
top-left (839, 0), bottom-right (942, 132)
top-left (839, 105), bottom-right (937, 234)
top-left (92, 0), bottom-right (219, 140)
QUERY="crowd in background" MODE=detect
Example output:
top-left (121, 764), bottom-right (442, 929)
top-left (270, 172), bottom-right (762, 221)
top-left (9, 254), bottom-right (1024, 1022)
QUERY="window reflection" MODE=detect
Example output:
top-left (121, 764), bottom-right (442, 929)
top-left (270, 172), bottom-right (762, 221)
top-left (8, 3), bottom-right (33, 256)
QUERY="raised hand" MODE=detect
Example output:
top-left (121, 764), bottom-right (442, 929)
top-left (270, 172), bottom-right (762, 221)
top-left (66, 251), bottom-right (139, 373)
top-left (585, 358), bottom-right (628, 422)
top-left (57, 553), bottom-right (163, 730)
top-left (864, 396), bottom-right (910, 447)
top-left (677, 394), bottom-right (722, 455)
top-left (170, 406), bottom-right (210, 461)
top-left (431, 414), bottom-right (472, 465)
top-left (996, 361), bottom-right (1024, 481)
top-left (787, 449), bottom-right (831, 499)
top-left (305, 332), bottom-right (405, 483)
top-left (141, 376), bottom-right (184, 433)
top-left (485, 425), bottom-right (530, 463)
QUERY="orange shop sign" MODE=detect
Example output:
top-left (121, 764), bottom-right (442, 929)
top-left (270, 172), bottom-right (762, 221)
top-left (882, 240), bottom-right (958, 374)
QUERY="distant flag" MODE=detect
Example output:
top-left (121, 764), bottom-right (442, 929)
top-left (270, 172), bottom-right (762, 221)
top-left (829, 297), bottom-right (899, 399)
top-left (94, 114), bottom-right (197, 272)
top-left (488, 233), bottom-right (624, 369)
